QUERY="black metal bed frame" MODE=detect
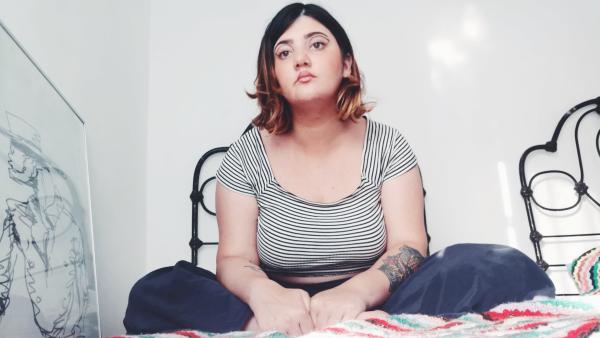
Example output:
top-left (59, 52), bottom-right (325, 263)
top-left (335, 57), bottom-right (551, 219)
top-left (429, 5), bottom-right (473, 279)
top-left (188, 97), bottom-right (600, 296)
top-left (188, 123), bottom-right (253, 266)
top-left (188, 123), bottom-right (431, 267)
top-left (518, 96), bottom-right (600, 296)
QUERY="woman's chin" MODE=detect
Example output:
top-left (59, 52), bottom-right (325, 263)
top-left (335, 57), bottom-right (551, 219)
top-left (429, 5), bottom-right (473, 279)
top-left (289, 92), bottom-right (335, 107)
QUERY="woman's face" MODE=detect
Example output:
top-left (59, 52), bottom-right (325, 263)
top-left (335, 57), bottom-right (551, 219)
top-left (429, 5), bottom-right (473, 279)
top-left (273, 16), bottom-right (351, 108)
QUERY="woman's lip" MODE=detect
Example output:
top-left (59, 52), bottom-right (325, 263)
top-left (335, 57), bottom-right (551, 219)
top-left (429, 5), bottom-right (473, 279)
top-left (297, 75), bottom-right (315, 83)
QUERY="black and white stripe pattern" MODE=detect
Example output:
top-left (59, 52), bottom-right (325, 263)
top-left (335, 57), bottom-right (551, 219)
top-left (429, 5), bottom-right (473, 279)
top-left (216, 116), bottom-right (417, 277)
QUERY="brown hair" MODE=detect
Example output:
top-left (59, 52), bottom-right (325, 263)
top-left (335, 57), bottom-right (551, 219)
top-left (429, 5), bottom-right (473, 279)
top-left (246, 3), bottom-right (373, 135)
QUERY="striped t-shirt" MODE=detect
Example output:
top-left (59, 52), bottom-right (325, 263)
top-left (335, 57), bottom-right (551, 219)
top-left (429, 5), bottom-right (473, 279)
top-left (216, 116), bottom-right (418, 277)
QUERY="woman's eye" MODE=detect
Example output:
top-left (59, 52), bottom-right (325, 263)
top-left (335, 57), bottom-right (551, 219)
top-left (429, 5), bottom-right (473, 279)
top-left (277, 50), bottom-right (290, 59)
top-left (312, 41), bottom-right (325, 49)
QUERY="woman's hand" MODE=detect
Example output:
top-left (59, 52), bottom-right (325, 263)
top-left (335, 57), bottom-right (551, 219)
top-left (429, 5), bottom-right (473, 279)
top-left (247, 279), bottom-right (314, 337)
top-left (356, 310), bottom-right (389, 321)
top-left (309, 286), bottom-right (368, 329)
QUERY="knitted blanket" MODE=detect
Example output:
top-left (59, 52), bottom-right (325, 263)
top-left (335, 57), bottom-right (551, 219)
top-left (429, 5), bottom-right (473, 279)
top-left (110, 296), bottom-right (600, 338)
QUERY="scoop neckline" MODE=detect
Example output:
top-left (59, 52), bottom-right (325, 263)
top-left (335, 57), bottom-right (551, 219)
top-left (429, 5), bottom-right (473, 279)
top-left (254, 116), bottom-right (370, 206)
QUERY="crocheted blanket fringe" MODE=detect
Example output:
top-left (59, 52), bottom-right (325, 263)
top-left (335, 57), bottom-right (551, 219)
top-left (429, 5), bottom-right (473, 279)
top-left (110, 297), bottom-right (600, 338)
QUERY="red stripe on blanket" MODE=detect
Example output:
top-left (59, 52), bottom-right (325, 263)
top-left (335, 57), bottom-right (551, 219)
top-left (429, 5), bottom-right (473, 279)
top-left (173, 330), bottom-right (204, 338)
top-left (484, 309), bottom-right (559, 321)
top-left (324, 326), bottom-right (386, 337)
top-left (566, 319), bottom-right (600, 338)
top-left (513, 321), bottom-right (548, 330)
top-left (365, 318), bottom-right (410, 332)
top-left (431, 321), bottom-right (462, 330)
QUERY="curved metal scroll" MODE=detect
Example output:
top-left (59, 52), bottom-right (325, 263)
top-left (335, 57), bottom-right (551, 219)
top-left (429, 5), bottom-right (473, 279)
top-left (189, 124), bottom-right (254, 266)
top-left (189, 146), bottom-right (227, 266)
top-left (518, 96), bottom-right (600, 295)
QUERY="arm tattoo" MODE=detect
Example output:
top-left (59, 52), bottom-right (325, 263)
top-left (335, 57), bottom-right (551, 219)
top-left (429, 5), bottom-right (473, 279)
top-left (377, 245), bottom-right (424, 292)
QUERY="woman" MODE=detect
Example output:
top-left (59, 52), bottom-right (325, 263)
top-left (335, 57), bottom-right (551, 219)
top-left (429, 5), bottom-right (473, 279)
top-left (123, 3), bottom-right (554, 336)
top-left (215, 1), bottom-right (429, 334)
top-left (215, 2), bottom-right (427, 335)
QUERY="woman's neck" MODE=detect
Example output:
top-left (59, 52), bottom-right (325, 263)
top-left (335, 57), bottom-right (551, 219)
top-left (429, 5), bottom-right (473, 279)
top-left (288, 101), bottom-right (348, 153)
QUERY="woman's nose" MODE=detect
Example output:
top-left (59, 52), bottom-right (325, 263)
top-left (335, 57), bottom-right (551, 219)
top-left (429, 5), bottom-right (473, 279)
top-left (294, 50), bottom-right (311, 68)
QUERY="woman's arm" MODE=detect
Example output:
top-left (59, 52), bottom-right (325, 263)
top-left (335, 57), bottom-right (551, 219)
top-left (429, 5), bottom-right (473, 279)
top-left (332, 165), bottom-right (428, 309)
top-left (215, 182), bottom-right (277, 303)
top-left (215, 182), bottom-right (315, 335)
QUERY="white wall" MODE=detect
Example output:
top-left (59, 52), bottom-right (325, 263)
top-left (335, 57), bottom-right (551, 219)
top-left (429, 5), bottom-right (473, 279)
top-left (0, 1), bottom-right (149, 337)
top-left (147, 0), bottom-right (600, 295)
top-left (1, 0), bottom-right (599, 336)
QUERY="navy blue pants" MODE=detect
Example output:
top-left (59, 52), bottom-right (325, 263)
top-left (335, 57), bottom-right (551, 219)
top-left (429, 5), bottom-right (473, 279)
top-left (123, 243), bottom-right (555, 334)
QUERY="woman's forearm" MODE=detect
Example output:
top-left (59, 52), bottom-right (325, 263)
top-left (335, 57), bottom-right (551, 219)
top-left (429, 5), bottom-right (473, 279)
top-left (216, 256), bottom-right (281, 306)
top-left (336, 244), bottom-right (425, 309)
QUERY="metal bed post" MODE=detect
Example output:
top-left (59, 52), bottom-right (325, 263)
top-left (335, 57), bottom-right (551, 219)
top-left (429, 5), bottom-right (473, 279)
top-left (189, 147), bottom-right (228, 266)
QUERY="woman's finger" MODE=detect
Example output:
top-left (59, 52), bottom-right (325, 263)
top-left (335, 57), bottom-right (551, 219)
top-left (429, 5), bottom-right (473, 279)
top-left (299, 313), bottom-right (314, 336)
top-left (356, 310), bottom-right (389, 321)
top-left (323, 312), bottom-right (339, 328)
top-left (339, 310), bottom-right (357, 324)
top-left (310, 306), bottom-right (324, 329)
top-left (285, 320), bottom-right (301, 337)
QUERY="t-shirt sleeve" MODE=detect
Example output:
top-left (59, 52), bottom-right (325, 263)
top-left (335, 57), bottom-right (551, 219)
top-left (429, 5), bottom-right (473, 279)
top-left (215, 142), bottom-right (256, 196)
top-left (382, 130), bottom-right (418, 182)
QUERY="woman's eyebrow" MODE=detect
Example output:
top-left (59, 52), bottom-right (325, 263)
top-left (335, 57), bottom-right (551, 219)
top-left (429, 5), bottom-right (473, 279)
top-left (274, 31), bottom-right (329, 49)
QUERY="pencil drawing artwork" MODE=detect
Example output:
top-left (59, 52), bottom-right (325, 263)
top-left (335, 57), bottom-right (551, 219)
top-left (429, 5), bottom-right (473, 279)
top-left (0, 111), bottom-right (89, 337)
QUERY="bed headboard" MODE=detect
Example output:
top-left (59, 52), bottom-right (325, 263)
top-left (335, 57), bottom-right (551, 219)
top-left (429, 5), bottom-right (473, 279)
top-left (188, 123), bottom-right (253, 265)
top-left (518, 96), bottom-right (600, 296)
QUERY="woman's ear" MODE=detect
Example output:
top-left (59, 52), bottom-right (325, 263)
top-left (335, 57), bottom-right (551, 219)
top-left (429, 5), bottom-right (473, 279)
top-left (342, 54), bottom-right (353, 78)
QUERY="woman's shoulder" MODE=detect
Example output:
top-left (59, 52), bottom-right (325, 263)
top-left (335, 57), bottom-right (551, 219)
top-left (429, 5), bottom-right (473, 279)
top-left (364, 115), bottom-right (404, 140)
top-left (228, 124), bottom-right (260, 151)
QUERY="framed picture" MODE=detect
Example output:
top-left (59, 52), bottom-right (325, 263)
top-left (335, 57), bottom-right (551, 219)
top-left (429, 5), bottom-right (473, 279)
top-left (0, 19), bottom-right (100, 337)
